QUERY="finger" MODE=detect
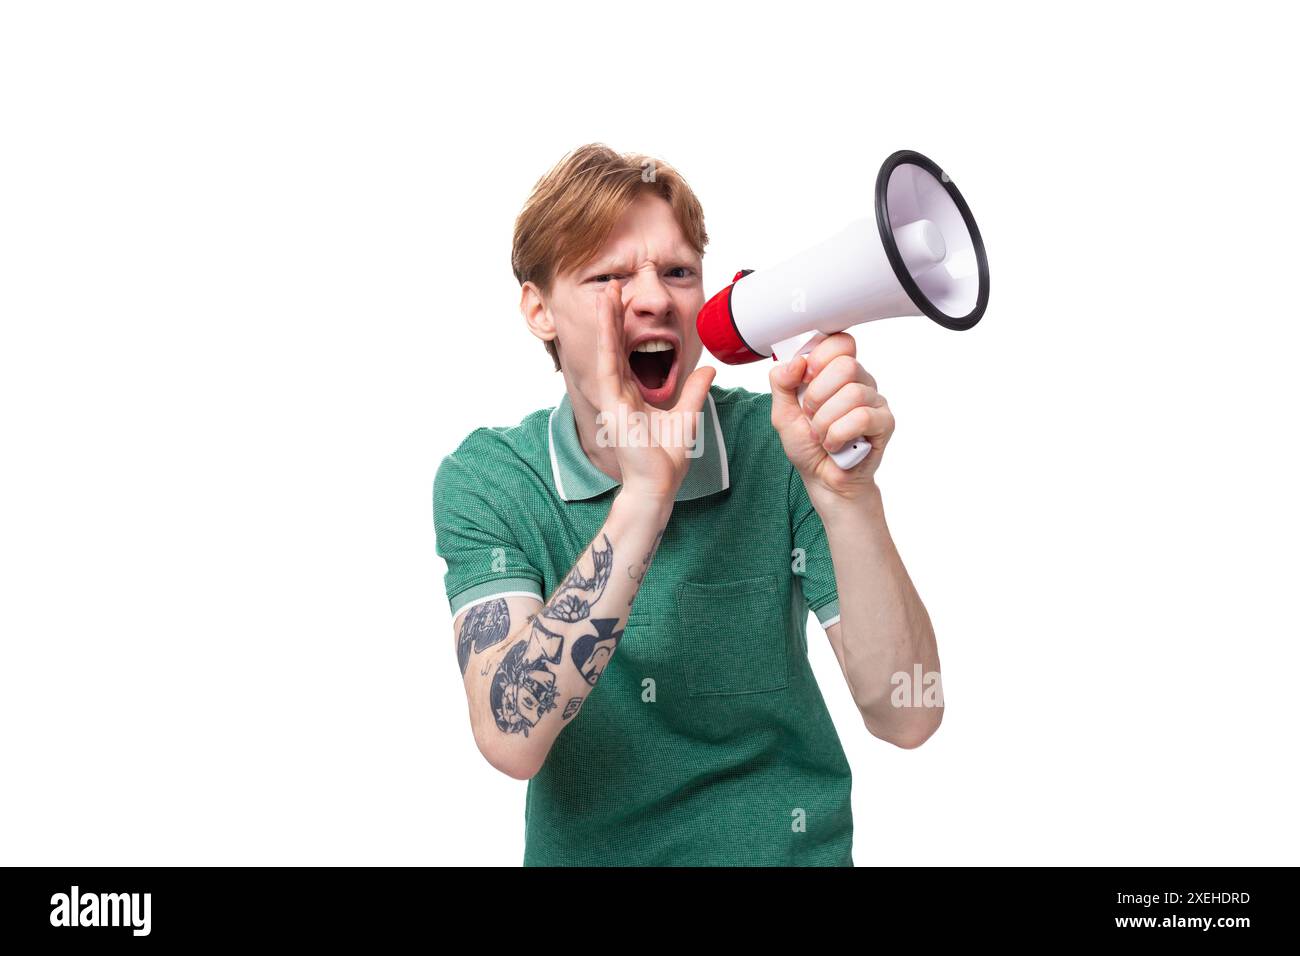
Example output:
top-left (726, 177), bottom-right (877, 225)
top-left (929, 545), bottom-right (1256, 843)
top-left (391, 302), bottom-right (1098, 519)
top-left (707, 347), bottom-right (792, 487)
top-left (674, 363), bottom-right (716, 418)
top-left (823, 405), bottom-right (894, 452)
top-left (809, 382), bottom-right (885, 442)
top-left (807, 335), bottom-right (878, 390)
top-left (800, 354), bottom-right (866, 416)
top-left (804, 332), bottom-right (856, 380)
top-left (595, 285), bottom-right (616, 384)
top-left (673, 365), bottom-right (716, 451)
top-left (595, 282), bottom-right (626, 401)
top-left (605, 280), bottom-right (626, 355)
top-left (768, 355), bottom-right (808, 427)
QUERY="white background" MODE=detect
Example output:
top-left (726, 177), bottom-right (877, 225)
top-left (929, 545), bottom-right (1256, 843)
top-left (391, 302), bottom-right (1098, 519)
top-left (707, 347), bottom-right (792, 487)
top-left (2, 1), bottom-right (1296, 866)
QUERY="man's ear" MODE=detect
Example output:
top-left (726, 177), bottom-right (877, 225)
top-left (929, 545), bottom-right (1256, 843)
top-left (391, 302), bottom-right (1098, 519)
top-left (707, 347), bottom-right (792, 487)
top-left (520, 281), bottom-right (557, 347)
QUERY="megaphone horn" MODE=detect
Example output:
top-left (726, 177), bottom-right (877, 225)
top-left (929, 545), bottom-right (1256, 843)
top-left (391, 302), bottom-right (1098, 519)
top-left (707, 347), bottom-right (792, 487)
top-left (696, 149), bottom-right (989, 469)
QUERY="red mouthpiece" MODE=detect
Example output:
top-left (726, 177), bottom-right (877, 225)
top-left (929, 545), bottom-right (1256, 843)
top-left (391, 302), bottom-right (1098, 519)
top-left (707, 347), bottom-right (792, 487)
top-left (696, 269), bottom-right (765, 365)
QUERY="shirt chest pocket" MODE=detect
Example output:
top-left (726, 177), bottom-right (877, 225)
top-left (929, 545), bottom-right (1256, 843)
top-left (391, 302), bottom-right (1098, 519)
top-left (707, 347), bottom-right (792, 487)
top-left (675, 574), bottom-right (790, 697)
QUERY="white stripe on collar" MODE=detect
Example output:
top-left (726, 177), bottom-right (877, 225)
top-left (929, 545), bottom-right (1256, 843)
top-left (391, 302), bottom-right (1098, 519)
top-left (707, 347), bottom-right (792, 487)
top-left (707, 392), bottom-right (730, 491)
top-left (547, 404), bottom-right (569, 501)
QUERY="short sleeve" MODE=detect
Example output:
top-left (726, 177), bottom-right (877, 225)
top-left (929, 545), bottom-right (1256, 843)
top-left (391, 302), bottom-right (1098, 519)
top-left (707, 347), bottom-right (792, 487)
top-left (788, 463), bottom-right (841, 628)
top-left (433, 446), bottom-right (544, 618)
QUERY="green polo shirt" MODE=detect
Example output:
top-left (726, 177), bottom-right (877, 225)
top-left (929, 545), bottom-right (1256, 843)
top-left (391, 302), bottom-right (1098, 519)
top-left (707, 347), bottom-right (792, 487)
top-left (433, 384), bottom-right (853, 866)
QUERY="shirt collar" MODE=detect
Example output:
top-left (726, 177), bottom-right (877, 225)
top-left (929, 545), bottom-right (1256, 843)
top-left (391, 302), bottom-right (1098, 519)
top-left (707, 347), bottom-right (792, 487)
top-left (547, 388), bottom-right (730, 503)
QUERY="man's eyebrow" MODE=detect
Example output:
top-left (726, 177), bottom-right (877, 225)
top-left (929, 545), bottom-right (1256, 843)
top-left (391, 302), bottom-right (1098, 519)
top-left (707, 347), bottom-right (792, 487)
top-left (584, 254), bottom-right (633, 274)
top-left (584, 247), bottom-right (698, 273)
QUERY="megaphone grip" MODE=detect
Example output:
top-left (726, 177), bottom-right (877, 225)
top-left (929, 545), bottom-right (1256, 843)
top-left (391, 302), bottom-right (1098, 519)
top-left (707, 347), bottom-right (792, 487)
top-left (794, 380), bottom-right (873, 469)
top-left (773, 331), bottom-right (872, 470)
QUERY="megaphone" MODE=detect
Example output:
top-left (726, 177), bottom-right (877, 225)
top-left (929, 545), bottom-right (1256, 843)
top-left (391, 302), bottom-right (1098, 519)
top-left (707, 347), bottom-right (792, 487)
top-left (696, 149), bottom-right (989, 469)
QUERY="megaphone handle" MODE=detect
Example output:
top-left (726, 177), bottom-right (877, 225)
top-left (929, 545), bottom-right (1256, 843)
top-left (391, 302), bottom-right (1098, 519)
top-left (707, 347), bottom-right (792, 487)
top-left (771, 331), bottom-right (872, 470)
top-left (793, 379), bottom-right (872, 468)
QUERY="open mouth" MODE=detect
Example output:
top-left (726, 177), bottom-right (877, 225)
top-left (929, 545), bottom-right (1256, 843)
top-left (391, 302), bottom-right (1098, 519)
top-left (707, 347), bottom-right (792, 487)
top-left (628, 339), bottom-right (678, 399)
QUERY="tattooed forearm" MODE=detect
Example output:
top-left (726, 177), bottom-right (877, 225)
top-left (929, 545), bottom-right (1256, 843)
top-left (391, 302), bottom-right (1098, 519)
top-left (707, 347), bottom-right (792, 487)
top-left (626, 524), bottom-right (666, 604)
top-left (458, 598), bottom-right (511, 675)
top-left (485, 531), bottom-right (613, 735)
top-left (490, 613), bottom-right (565, 736)
top-left (543, 534), bottom-right (613, 622)
top-left (468, 491), bottom-right (673, 762)
top-left (486, 536), bottom-right (624, 735)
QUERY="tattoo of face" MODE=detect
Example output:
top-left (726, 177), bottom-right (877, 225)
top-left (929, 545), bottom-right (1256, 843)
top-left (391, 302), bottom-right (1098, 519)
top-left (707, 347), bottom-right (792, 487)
top-left (571, 617), bottom-right (623, 685)
top-left (489, 615), bottom-right (565, 736)
top-left (562, 697), bottom-right (584, 720)
top-left (544, 534), bottom-right (613, 623)
top-left (627, 525), bottom-right (666, 605)
top-left (458, 598), bottom-right (511, 675)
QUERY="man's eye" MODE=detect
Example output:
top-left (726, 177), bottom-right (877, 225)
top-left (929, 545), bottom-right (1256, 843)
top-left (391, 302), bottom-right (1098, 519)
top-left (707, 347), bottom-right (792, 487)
top-left (666, 266), bottom-right (694, 279)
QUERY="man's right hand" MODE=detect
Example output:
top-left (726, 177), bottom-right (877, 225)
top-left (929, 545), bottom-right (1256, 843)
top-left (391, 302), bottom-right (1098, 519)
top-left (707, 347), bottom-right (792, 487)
top-left (594, 279), bottom-right (715, 502)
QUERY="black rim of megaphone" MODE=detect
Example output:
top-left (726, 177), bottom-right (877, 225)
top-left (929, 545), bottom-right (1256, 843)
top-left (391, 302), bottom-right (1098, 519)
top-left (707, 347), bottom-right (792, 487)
top-left (875, 149), bottom-right (989, 332)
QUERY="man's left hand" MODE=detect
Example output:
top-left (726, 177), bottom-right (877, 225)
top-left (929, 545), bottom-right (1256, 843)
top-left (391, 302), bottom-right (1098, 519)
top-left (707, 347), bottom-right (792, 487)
top-left (769, 331), bottom-right (894, 501)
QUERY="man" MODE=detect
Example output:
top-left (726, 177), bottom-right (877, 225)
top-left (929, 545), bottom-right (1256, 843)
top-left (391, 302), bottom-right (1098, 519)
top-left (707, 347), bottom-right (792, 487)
top-left (433, 144), bottom-right (942, 866)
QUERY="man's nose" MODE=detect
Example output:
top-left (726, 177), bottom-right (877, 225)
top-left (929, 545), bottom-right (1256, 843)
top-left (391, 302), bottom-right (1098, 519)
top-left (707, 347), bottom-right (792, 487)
top-left (623, 267), bottom-right (673, 320)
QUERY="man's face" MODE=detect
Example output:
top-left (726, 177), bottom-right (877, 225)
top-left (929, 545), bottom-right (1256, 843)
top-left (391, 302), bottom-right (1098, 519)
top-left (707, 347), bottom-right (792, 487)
top-left (539, 193), bottom-right (705, 410)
